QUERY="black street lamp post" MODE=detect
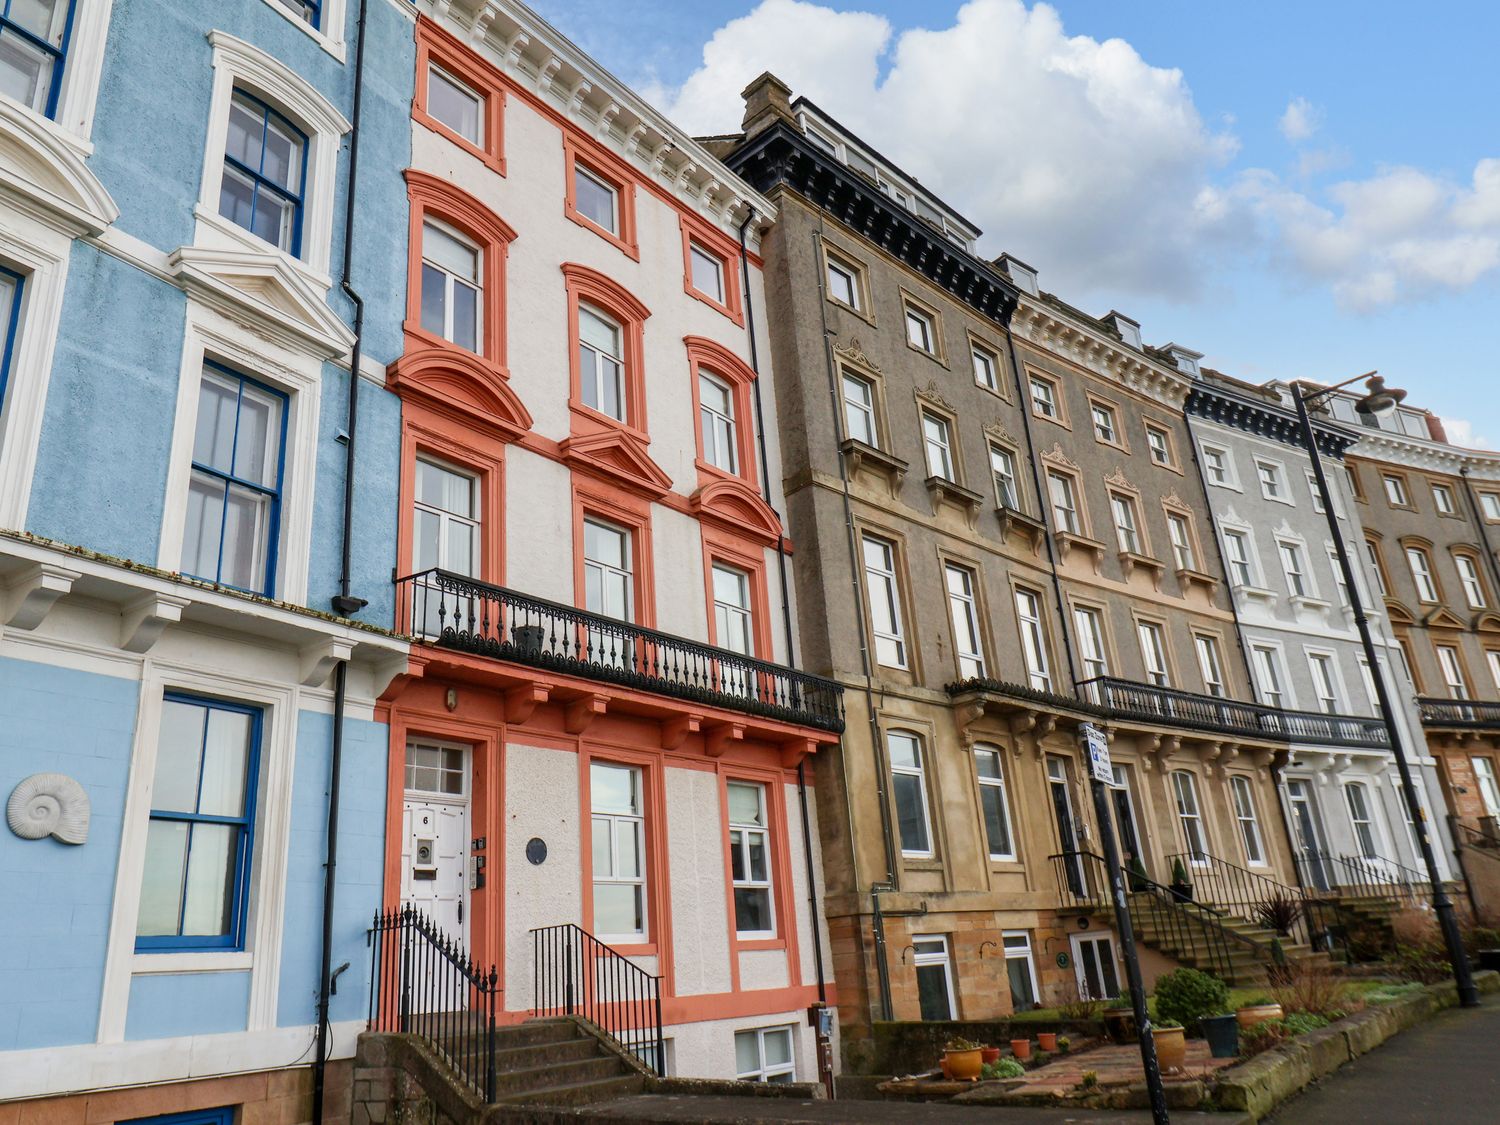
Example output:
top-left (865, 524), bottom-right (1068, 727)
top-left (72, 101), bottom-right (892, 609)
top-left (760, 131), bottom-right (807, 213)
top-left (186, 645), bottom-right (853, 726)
top-left (1293, 372), bottom-right (1479, 1008)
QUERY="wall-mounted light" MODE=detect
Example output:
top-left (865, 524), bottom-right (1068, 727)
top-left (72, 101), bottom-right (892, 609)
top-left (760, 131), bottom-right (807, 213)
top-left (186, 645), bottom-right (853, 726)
top-left (445, 688), bottom-right (458, 712)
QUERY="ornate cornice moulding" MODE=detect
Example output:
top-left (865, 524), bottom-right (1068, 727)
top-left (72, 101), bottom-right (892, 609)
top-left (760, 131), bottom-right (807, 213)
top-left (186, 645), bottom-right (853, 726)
top-left (1011, 300), bottom-right (1190, 409)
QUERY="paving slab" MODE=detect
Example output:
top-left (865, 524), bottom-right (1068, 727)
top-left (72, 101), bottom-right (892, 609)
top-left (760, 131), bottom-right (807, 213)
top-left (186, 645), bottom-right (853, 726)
top-left (575, 1093), bottom-right (1246, 1122)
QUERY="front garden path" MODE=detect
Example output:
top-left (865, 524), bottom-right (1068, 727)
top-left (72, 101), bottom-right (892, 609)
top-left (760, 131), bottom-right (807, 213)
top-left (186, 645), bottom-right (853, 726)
top-left (999, 1039), bottom-right (1239, 1099)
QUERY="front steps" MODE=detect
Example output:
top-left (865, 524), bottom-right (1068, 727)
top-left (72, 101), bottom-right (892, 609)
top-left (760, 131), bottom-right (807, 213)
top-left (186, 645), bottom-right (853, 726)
top-left (482, 1018), bottom-right (649, 1106)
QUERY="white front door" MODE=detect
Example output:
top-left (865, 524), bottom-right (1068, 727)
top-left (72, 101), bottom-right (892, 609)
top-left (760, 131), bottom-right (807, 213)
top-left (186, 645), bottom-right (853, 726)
top-left (401, 740), bottom-right (470, 943)
top-left (1071, 932), bottom-right (1121, 1001)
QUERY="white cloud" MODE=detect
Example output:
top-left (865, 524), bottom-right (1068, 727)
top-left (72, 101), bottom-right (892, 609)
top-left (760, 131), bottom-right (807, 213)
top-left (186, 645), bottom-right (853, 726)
top-left (1442, 418), bottom-right (1491, 450)
top-left (1279, 96), bottom-right (1321, 143)
top-left (648, 0), bottom-right (1240, 299)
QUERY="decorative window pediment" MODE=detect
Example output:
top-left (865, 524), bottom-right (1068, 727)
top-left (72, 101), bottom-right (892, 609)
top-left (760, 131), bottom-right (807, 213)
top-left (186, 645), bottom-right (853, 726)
top-left (1040, 442), bottom-right (1079, 471)
top-left (690, 477), bottom-right (782, 546)
top-left (832, 337), bottom-right (880, 373)
top-left (914, 380), bottom-right (955, 414)
top-left (560, 429), bottom-right (672, 498)
top-left (387, 346), bottom-right (533, 440)
top-left (0, 98), bottom-right (118, 235)
top-left (1425, 606), bottom-right (1468, 630)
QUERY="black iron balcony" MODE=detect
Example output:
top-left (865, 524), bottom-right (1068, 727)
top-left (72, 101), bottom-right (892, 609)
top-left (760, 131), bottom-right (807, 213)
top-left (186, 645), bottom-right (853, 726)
top-left (1418, 697), bottom-right (1500, 730)
top-left (396, 569), bottom-right (844, 733)
top-left (1081, 677), bottom-right (1390, 750)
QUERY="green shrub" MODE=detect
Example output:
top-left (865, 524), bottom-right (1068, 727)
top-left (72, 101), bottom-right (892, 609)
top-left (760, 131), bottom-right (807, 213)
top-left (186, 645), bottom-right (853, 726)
top-left (1171, 857), bottom-right (1190, 885)
top-left (1240, 1018), bottom-right (1290, 1057)
top-left (1282, 1012), bottom-right (1329, 1036)
top-left (1153, 968), bottom-right (1230, 1033)
top-left (982, 1057), bottom-right (1025, 1080)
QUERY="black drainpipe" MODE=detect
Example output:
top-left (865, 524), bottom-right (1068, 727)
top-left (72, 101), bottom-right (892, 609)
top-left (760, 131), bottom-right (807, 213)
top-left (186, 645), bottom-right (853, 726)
top-left (737, 209), bottom-right (827, 1005)
top-left (313, 0), bottom-right (370, 1118)
top-left (1460, 465), bottom-right (1500, 607)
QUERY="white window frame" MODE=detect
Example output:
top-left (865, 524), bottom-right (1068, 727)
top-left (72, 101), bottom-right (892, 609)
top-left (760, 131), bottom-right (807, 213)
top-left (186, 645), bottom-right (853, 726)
top-left (1383, 473), bottom-right (1410, 506)
top-left (579, 304), bottom-right (627, 423)
top-left (1407, 546), bottom-right (1439, 602)
top-left (971, 342), bottom-right (998, 391)
top-left (1278, 538), bottom-right (1312, 599)
top-left (727, 781), bottom-right (775, 938)
top-left (1307, 651), bottom-right (1342, 714)
top-left (1365, 540), bottom-right (1389, 597)
top-left (735, 1025), bottom-right (796, 1083)
top-left (1015, 587), bottom-right (1053, 691)
top-left (945, 563), bottom-right (985, 679)
top-left (420, 218), bottom-right (483, 351)
top-left (1456, 554), bottom-right (1487, 608)
top-left (698, 370), bottom-right (738, 473)
top-left (1172, 769), bottom-right (1209, 861)
top-left (1002, 930), bottom-right (1040, 1009)
top-left (990, 444), bottom-right (1019, 508)
top-left (711, 562), bottom-right (754, 657)
top-left (862, 534), bottom-right (906, 669)
top-left (260, 0), bottom-right (348, 60)
top-left (1167, 512), bottom-right (1195, 571)
top-left (973, 746), bottom-right (1016, 860)
top-left (1230, 775), bottom-right (1267, 866)
top-left (1432, 482), bottom-right (1456, 515)
top-left (1481, 493), bottom-right (1500, 522)
top-left (1137, 621), bottom-right (1170, 687)
top-left (1, 0), bottom-right (114, 140)
top-left (412, 456), bottom-right (480, 577)
top-left (1328, 547), bottom-right (1351, 607)
top-left (195, 33), bottom-right (351, 284)
top-left (426, 61), bottom-right (484, 146)
top-left (1029, 375), bottom-right (1058, 419)
top-left (1145, 424), bottom-right (1173, 467)
top-left (904, 302), bottom-right (937, 355)
top-left (1255, 457), bottom-right (1289, 503)
top-left (583, 517), bottom-right (634, 622)
top-left (910, 934), bottom-right (957, 1020)
top-left (1195, 633), bottom-right (1226, 697)
top-left (1223, 528), bottom-right (1256, 588)
top-left (1074, 606), bottom-right (1109, 681)
top-left (1343, 782), bottom-right (1381, 860)
top-left (1251, 643), bottom-right (1291, 708)
top-left (573, 163), bottom-right (619, 235)
top-left (841, 370), bottom-right (877, 446)
top-left (591, 761), bottom-right (647, 942)
top-left (688, 239), bottom-right (726, 304)
top-left (1047, 470), bottom-right (1080, 534)
top-left (922, 410), bottom-right (955, 481)
top-left (825, 252), bottom-right (861, 310)
top-left (888, 731), bottom-right (934, 858)
top-left (1201, 442), bottom-right (1236, 488)
top-left (1091, 402), bottom-right (1118, 444)
top-left (1436, 645), bottom-right (1469, 699)
top-left (1111, 492), bottom-right (1142, 554)
top-left (1488, 650), bottom-right (1500, 693)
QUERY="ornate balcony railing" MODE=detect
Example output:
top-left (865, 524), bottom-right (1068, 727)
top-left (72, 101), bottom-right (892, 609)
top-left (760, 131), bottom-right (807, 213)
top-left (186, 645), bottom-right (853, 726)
top-left (396, 569), bottom-right (845, 733)
top-left (1418, 697), bottom-right (1500, 730)
top-left (1081, 677), bottom-right (1390, 750)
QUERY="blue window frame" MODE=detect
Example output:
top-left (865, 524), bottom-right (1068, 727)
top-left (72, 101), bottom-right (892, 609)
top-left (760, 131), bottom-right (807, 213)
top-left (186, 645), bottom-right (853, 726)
top-left (0, 0), bottom-right (75, 119)
top-left (123, 1108), bottom-right (235, 1125)
top-left (0, 265), bottom-right (21, 410)
top-left (182, 361), bottom-right (288, 596)
top-left (219, 89), bottom-right (307, 255)
top-left (271, 0), bottom-right (320, 30)
top-left (136, 695), bottom-right (262, 952)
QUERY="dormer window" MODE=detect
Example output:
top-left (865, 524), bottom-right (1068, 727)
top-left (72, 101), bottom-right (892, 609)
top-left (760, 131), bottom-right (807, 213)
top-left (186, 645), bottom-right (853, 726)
top-left (220, 90), bottom-right (306, 255)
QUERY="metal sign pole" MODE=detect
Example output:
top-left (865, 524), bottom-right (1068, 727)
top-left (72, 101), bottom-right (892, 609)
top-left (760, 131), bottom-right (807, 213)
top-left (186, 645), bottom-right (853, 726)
top-left (1081, 722), bottom-right (1169, 1124)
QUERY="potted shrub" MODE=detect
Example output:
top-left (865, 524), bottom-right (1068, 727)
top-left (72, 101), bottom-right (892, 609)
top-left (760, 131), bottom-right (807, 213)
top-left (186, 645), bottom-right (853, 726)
top-left (981, 1045), bottom-right (1002, 1065)
top-left (1010, 1037), bottom-right (1032, 1061)
top-left (1169, 857), bottom-right (1193, 903)
top-left (1037, 1031), bottom-right (1058, 1052)
top-left (1128, 855), bottom-right (1150, 892)
top-left (982, 1058), bottom-right (1026, 1081)
top-left (1153, 967), bottom-right (1229, 1038)
top-left (1254, 889), bottom-right (1303, 937)
top-left (1103, 995), bottom-right (1138, 1043)
top-left (1200, 1008), bottom-right (1240, 1058)
top-left (1236, 996), bottom-right (1284, 1030)
top-left (942, 1037), bottom-right (984, 1081)
top-left (1151, 1019), bottom-right (1187, 1074)
top-left (1057, 1035), bottom-right (1072, 1053)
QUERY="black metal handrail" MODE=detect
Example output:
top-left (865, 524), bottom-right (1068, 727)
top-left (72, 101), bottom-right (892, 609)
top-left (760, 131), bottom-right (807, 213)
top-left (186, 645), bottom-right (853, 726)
top-left (1450, 814), bottom-right (1500, 853)
top-left (1418, 697), bottom-right (1500, 729)
top-left (1050, 850), bottom-right (1265, 984)
top-left (1294, 849), bottom-right (1433, 910)
top-left (531, 923), bottom-right (664, 1077)
top-left (1081, 677), bottom-right (1390, 749)
top-left (368, 905), bottom-right (500, 1101)
top-left (398, 569), bottom-right (844, 733)
top-left (1166, 850), bottom-right (1349, 960)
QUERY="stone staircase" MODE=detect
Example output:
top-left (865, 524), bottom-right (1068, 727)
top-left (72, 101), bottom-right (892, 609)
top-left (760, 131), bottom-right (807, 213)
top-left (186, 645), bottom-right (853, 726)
top-left (476, 1017), bottom-right (649, 1107)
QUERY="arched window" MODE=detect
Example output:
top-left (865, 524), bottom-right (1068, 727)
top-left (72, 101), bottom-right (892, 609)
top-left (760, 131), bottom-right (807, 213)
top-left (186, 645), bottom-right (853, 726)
top-left (562, 263), bottom-right (650, 432)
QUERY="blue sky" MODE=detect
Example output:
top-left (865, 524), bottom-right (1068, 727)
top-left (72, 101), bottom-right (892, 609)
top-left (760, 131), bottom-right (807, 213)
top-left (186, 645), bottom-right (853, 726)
top-left (531, 1), bottom-right (1500, 445)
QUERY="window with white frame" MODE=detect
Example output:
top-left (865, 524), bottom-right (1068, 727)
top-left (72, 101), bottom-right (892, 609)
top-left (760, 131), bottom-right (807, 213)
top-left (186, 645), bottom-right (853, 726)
top-left (904, 302), bottom-right (936, 355)
top-left (1230, 775), bottom-right (1266, 865)
top-left (182, 362), bottom-right (286, 595)
top-left (1074, 606), bottom-right (1109, 681)
top-left (1308, 652), bottom-right (1341, 714)
top-left (1015, 588), bottom-right (1052, 691)
top-left (137, 694), bottom-right (261, 951)
top-left (699, 371), bottom-right (738, 473)
top-left (1278, 540), bottom-right (1310, 598)
top-left (1111, 493), bottom-right (1142, 554)
top-left (1473, 756), bottom-right (1500, 818)
top-left (412, 458), bottom-right (479, 630)
top-left (1392, 776), bottom-right (1424, 859)
top-left (1167, 512), bottom-right (1196, 571)
top-left (841, 370), bottom-right (877, 446)
top-left (1305, 470), bottom-right (1327, 514)
top-left (1328, 547), bottom-right (1350, 607)
top-left (271, 0), bottom-right (319, 27)
top-left (888, 731), bottom-right (933, 856)
top-left (1029, 375), bottom-right (1058, 419)
top-left (1003, 931), bottom-right (1039, 1009)
top-left (1091, 402), bottom-right (1119, 444)
top-left (735, 1026), bottom-right (795, 1083)
top-left (1047, 470), bottom-right (1080, 534)
top-left (711, 563), bottom-right (754, 656)
top-left (1223, 529), bottom-right (1254, 587)
top-left (1138, 621), bottom-right (1170, 686)
top-left (1432, 482), bottom-right (1456, 515)
top-left (0, 0), bottom-right (72, 117)
top-left (573, 163), bottom-right (619, 234)
top-left (689, 240), bottom-right (726, 304)
top-left (826, 252), bottom-right (861, 309)
top-left (1195, 633), bottom-right (1226, 697)
top-left (1365, 540), bottom-right (1389, 596)
top-left (1406, 546), bottom-right (1439, 602)
top-left (1358, 658), bottom-right (1380, 717)
top-left (420, 220), bottom-right (481, 352)
top-left (971, 342), bottom-right (999, 391)
top-left (426, 63), bottom-right (483, 145)
top-left (404, 740), bottom-right (465, 795)
top-left (727, 781), bottom-right (773, 936)
top-left (583, 518), bottom-right (632, 621)
top-left (0, 266), bottom-right (22, 417)
top-left (579, 304), bottom-right (626, 422)
top-left (1256, 459), bottom-right (1286, 501)
top-left (1171, 769), bottom-right (1208, 860)
top-left (1344, 782), bottom-right (1380, 859)
top-left (990, 444), bottom-right (1019, 508)
top-left (1395, 641), bottom-right (1417, 689)
top-left (219, 89), bottom-right (306, 255)
top-left (1145, 423), bottom-right (1173, 467)
top-left (1251, 645), bottom-right (1287, 708)
top-left (862, 534), bottom-right (906, 668)
top-left (1202, 444), bottom-right (1231, 486)
top-left (1383, 474), bottom-right (1410, 506)
top-left (1436, 645), bottom-right (1469, 699)
top-left (911, 934), bottom-right (956, 1020)
top-left (591, 761), bottom-right (646, 939)
top-left (973, 746), bottom-right (1015, 860)
top-left (1489, 650), bottom-right (1500, 692)
top-left (922, 411), bottom-right (955, 481)
top-left (945, 563), bottom-right (985, 679)
top-left (1456, 555), bottom-right (1487, 608)
top-left (1482, 493), bottom-right (1500, 522)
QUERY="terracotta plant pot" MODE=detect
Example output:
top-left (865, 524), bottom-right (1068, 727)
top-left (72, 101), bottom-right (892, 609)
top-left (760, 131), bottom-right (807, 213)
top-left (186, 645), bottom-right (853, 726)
top-left (1236, 1003), bottom-right (1284, 1030)
top-left (938, 1056), bottom-right (953, 1079)
top-left (981, 1047), bottom-right (1002, 1064)
top-left (1152, 1025), bottom-right (1187, 1074)
top-left (1037, 1032), bottom-right (1058, 1052)
top-left (1010, 1038), bottom-right (1032, 1061)
top-left (944, 1048), bottom-right (983, 1081)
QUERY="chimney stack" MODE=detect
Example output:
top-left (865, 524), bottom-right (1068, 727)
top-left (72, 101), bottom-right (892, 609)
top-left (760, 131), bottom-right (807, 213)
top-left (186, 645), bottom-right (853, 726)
top-left (741, 72), bottom-right (796, 139)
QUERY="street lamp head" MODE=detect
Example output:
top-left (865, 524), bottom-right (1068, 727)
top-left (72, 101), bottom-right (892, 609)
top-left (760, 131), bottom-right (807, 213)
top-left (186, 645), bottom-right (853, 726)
top-left (1355, 374), bottom-right (1407, 419)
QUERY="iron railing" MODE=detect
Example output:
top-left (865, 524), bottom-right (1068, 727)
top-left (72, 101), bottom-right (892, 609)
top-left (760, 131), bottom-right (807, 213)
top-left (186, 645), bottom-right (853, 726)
top-left (398, 569), bottom-right (844, 733)
top-left (1166, 850), bottom-right (1348, 959)
top-left (1081, 677), bottom-right (1390, 749)
top-left (1050, 849), bottom-right (1267, 984)
top-left (1451, 815), bottom-right (1500, 852)
top-left (1418, 697), bottom-right (1500, 730)
top-left (368, 905), bottom-right (500, 1101)
top-left (1294, 849), bottom-right (1433, 910)
top-left (531, 923), bottom-right (664, 1077)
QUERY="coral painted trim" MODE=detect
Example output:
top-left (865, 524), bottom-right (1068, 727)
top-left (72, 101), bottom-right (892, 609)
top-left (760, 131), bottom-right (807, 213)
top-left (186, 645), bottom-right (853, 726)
top-left (562, 262), bottom-right (652, 438)
top-left (679, 211), bottom-right (745, 326)
top-left (563, 137), bottom-right (640, 261)
top-left (683, 334), bottom-right (760, 492)
top-left (716, 763), bottom-right (803, 994)
top-left (572, 478), bottom-right (658, 630)
top-left (700, 527), bottom-right (776, 664)
top-left (387, 347), bottom-right (533, 440)
top-left (414, 19), bottom-right (507, 175)
top-left (404, 169), bottom-right (517, 370)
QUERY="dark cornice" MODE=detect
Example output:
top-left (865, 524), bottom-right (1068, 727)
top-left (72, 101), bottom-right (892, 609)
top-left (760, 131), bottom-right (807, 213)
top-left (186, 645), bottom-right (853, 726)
top-left (1186, 382), bottom-right (1355, 461)
top-left (725, 121), bottom-right (1020, 327)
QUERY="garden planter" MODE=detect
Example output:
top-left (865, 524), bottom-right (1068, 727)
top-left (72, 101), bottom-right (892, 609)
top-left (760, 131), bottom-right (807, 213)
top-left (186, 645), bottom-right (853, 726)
top-left (1010, 1038), bottom-right (1032, 1060)
top-left (938, 1057), bottom-right (953, 1079)
top-left (1037, 1032), bottom-right (1058, 1052)
top-left (511, 624), bottom-right (547, 658)
top-left (1152, 1025), bottom-right (1187, 1074)
top-left (1104, 1007), bottom-right (1138, 1043)
top-left (1237, 1003), bottom-right (1284, 1030)
top-left (1201, 1014), bottom-right (1240, 1058)
top-left (943, 1048), bottom-right (983, 1080)
top-left (981, 1047), bottom-right (1001, 1064)
top-left (1170, 881), bottom-right (1193, 904)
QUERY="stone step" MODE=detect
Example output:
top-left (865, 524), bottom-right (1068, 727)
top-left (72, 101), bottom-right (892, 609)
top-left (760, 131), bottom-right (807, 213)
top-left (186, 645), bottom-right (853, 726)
top-left (496, 1072), bottom-right (646, 1107)
top-left (491, 1035), bottom-right (603, 1072)
top-left (491, 1054), bottom-right (629, 1097)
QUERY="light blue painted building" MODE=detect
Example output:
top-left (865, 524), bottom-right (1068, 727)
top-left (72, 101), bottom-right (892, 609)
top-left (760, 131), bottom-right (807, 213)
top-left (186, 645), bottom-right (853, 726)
top-left (0, 0), bottom-right (414, 1114)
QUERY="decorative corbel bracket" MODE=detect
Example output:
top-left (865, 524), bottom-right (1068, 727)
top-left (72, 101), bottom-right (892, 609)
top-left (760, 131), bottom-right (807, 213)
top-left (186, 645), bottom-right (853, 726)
top-left (704, 721), bottom-right (745, 758)
top-left (1, 562), bottom-right (79, 631)
top-left (661, 713), bottom-right (703, 751)
top-left (300, 637), bottom-right (356, 687)
top-left (505, 683), bottom-right (550, 724)
top-left (565, 692), bottom-right (608, 734)
top-left (119, 592), bottom-right (189, 653)
top-left (780, 737), bottom-right (816, 770)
